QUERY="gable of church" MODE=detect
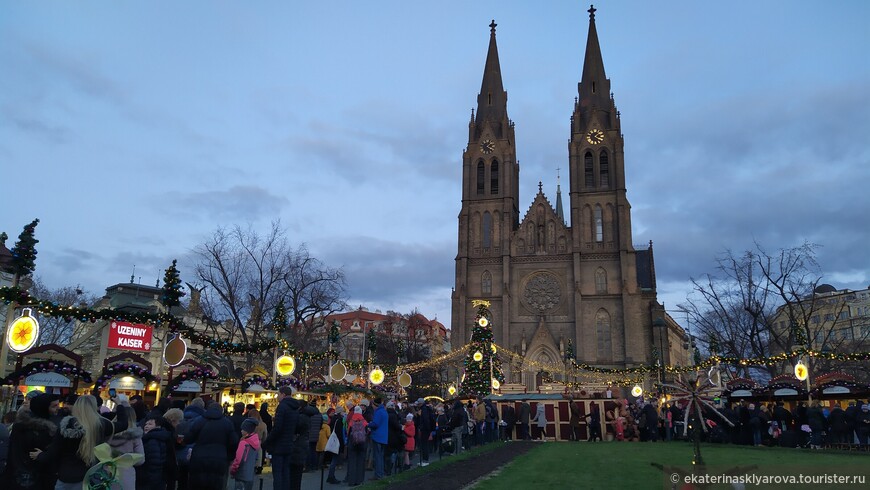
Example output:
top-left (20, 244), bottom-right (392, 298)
top-left (513, 190), bottom-right (571, 255)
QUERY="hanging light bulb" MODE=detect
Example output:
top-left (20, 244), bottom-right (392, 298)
top-left (448, 385), bottom-right (457, 396)
top-left (473, 351), bottom-right (483, 362)
top-left (631, 384), bottom-right (643, 397)
top-left (478, 317), bottom-right (489, 327)
top-left (369, 367), bottom-right (385, 385)
top-left (492, 378), bottom-right (500, 390)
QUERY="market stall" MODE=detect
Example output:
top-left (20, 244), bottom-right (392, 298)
top-left (165, 359), bottom-right (216, 401)
top-left (96, 352), bottom-right (158, 404)
top-left (4, 343), bottom-right (92, 403)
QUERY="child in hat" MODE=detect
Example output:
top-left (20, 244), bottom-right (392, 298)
top-left (230, 418), bottom-right (261, 490)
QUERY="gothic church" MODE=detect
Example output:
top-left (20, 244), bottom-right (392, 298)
top-left (451, 7), bottom-right (671, 390)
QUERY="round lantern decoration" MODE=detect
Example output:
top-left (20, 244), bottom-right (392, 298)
top-left (7, 308), bottom-right (39, 353)
top-left (794, 360), bottom-right (808, 381)
top-left (631, 384), bottom-right (643, 397)
top-left (329, 362), bottom-right (347, 381)
top-left (491, 378), bottom-right (501, 390)
top-left (163, 334), bottom-right (188, 367)
top-left (276, 355), bottom-right (296, 376)
top-left (490, 343), bottom-right (497, 354)
top-left (477, 316), bottom-right (489, 328)
top-left (448, 385), bottom-right (457, 396)
top-left (473, 351), bottom-right (483, 362)
top-left (369, 367), bottom-right (385, 385)
top-left (398, 372), bottom-right (412, 388)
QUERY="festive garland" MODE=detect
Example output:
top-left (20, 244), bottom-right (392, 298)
top-left (241, 375), bottom-right (276, 392)
top-left (4, 360), bottom-right (93, 385)
top-left (276, 377), bottom-right (325, 392)
top-left (166, 367), bottom-right (217, 392)
top-left (95, 363), bottom-right (157, 389)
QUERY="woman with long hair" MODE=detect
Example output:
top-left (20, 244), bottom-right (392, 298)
top-left (107, 394), bottom-right (143, 490)
top-left (32, 394), bottom-right (128, 490)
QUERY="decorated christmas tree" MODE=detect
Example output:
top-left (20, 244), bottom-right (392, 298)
top-left (460, 300), bottom-right (504, 397)
top-left (10, 219), bottom-right (39, 277)
top-left (161, 259), bottom-right (186, 308)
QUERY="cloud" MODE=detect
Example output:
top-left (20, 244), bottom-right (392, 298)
top-left (154, 185), bottom-right (288, 223)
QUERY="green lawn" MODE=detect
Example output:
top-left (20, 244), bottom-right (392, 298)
top-left (474, 442), bottom-right (870, 489)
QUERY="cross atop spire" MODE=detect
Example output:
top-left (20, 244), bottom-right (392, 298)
top-left (489, 19), bottom-right (497, 34)
top-left (588, 4), bottom-right (596, 20)
top-left (474, 18), bottom-right (508, 132)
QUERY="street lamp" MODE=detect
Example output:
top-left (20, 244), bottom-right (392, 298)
top-left (653, 318), bottom-right (666, 388)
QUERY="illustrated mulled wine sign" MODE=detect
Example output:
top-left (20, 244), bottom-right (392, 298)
top-left (108, 322), bottom-right (153, 352)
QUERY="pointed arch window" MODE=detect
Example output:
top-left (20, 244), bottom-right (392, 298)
top-left (595, 267), bottom-right (607, 294)
top-left (584, 151), bottom-right (594, 188)
top-left (490, 160), bottom-right (499, 195)
top-left (476, 161), bottom-right (485, 195)
top-left (482, 212), bottom-right (492, 249)
top-left (599, 150), bottom-right (609, 188)
top-left (481, 270), bottom-right (492, 295)
top-left (594, 205), bottom-right (603, 242)
top-left (596, 309), bottom-right (612, 360)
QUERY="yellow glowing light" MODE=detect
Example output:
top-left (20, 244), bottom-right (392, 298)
top-left (477, 317), bottom-right (489, 327)
top-left (491, 343), bottom-right (497, 354)
top-left (369, 367), bottom-right (385, 385)
top-left (276, 355), bottom-right (296, 376)
top-left (448, 385), bottom-right (457, 395)
top-left (7, 308), bottom-right (39, 353)
top-left (631, 385), bottom-right (643, 397)
top-left (794, 360), bottom-right (808, 381)
top-left (491, 378), bottom-right (500, 389)
top-left (473, 351), bottom-right (483, 362)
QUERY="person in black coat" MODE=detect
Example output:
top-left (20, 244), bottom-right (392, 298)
top-left (773, 402), bottom-right (793, 432)
top-left (8, 394), bottom-right (58, 490)
top-left (291, 402), bottom-right (318, 490)
top-left (641, 403), bottom-right (659, 442)
top-left (501, 404), bottom-right (516, 441)
top-left (230, 402), bottom-right (247, 434)
top-left (416, 399), bottom-right (435, 464)
top-left (383, 401), bottom-right (404, 475)
top-left (259, 402), bottom-right (273, 432)
top-left (325, 408), bottom-right (346, 484)
top-left (263, 386), bottom-right (301, 490)
top-left (138, 415), bottom-right (175, 490)
top-left (184, 401), bottom-right (239, 490)
top-left (518, 402), bottom-right (531, 440)
top-left (828, 406), bottom-right (849, 444)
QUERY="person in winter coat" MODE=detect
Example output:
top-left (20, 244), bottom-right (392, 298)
top-left (586, 403), bottom-right (602, 442)
top-left (184, 401), bottom-right (239, 490)
top-left (229, 402), bottom-right (247, 434)
top-left (473, 401), bottom-right (486, 446)
top-left (501, 403), bottom-right (517, 441)
top-left (858, 404), bottom-right (870, 445)
top-left (641, 402), bottom-right (659, 442)
top-left (402, 413), bottom-right (415, 470)
top-left (806, 401), bottom-right (826, 449)
top-left (244, 408), bottom-right (268, 474)
top-left (230, 419), bottom-right (261, 490)
top-left (518, 402), bottom-right (531, 440)
top-left (366, 398), bottom-right (388, 479)
top-left (106, 395), bottom-right (144, 490)
top-left (415, 398), bottom-right (434, 465)
top-left (531, 403), bottom-right (547, 441)
top-left (316, 413), bottom-right (331, 467)
top-left (175, 397), bottom-right (205, 490)
top-left (7, 393), bottom-right (57, 490)
top-left (383, 401), bottom-right (404, 475)
top-left (345, 406), bottom-right (368, 487)
top-left (306, 401), bottom-right (322, 471)
top-left (448, 401), bottom-right (466, 455)
top-left (325, 407), bottom-right (347, 485)
top-left (262, 386), bottom-right (300, 490)
top-left (828, 405), bottom-right (849, 444)
top-left (138, 415), bottom-right (175, 490)
top-left (568, 399), bottom-right (581, 441)
top-left (291, 401), bottom-right (318, 490)
top-left (33, 394), bottom-right (128, 490)
top-left (259, 402), bottom-right (273, 432)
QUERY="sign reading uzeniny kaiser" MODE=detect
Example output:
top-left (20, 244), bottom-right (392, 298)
top-left (108, 321), bottom-right (153, 351)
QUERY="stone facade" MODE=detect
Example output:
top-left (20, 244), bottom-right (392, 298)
top-left (451, 10), bottom-right (680, 389)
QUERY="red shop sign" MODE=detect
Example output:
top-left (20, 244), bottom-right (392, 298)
top-left (108, 321), bottom-right (153, 351)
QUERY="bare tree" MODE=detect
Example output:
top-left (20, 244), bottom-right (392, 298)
top-left (681, 242), bottom-right (831, 380)
top-left (30, 278), bottom-right (99, 346)
top-left (191, 221), bottom-right (347, 375)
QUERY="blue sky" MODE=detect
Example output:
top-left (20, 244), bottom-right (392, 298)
top-left (2, 1), bottom-right (868, 330)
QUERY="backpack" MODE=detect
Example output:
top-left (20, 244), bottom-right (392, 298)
top-left (350, 419), bottom-right (367, 447)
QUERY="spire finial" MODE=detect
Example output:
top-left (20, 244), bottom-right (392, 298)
top-left (557, 167), bottom-right (561, 185)
top-left (538, 181), bottom-right (543, 193)
top-left (588, 4), bottom-right (596, 20)
top-left (489, 19), bottom-right (497, 34)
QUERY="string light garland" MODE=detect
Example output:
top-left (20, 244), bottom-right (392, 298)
top-left (95, 363), bottom-right (157, 389)
top-left (4, 360), bottom-right (93, 385)
top-left (166, 367), bottom-right (217, 392)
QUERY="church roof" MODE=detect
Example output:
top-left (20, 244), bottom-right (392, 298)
top-left (517, 182), bottom-right (568, 232)
top-left (474, 20), bottom-right (508, 130)
top-left (578, 5), bottom-right (610, 109)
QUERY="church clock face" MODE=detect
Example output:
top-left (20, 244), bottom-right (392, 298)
top-left (586, 129), bottom-right (605, 145)
top-left (480, 139), bottom-right (495, 154)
